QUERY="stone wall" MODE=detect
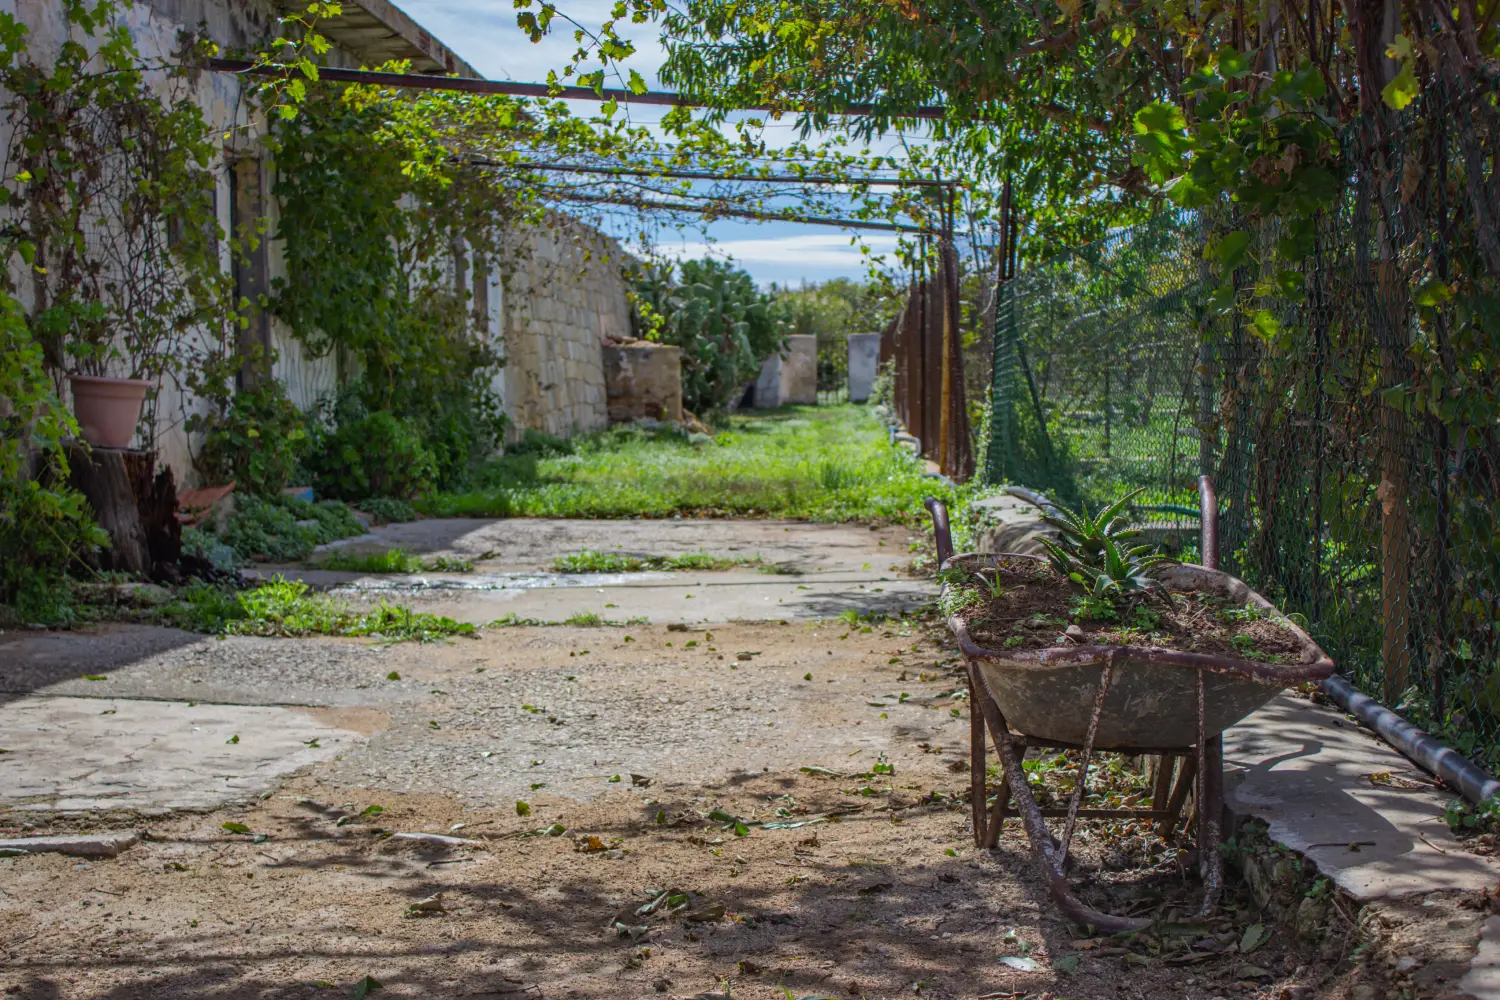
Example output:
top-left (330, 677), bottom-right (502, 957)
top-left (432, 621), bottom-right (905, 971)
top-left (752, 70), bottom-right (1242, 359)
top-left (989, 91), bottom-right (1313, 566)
top-left (501, 219), bottom-right (633, 438)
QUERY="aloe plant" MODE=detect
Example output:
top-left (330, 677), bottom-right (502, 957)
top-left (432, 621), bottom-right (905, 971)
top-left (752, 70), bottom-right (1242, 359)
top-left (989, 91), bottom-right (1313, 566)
top-left (1037, 491), bottom-right (1170, 618)
top-left (1038, 487), bottom-right (1148, 570)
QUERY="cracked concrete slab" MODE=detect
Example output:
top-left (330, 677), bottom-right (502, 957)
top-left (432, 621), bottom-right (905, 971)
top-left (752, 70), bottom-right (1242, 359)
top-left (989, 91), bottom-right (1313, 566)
top-left (308, 517), bottom-right (916, 574)
top-left (1461, 916), bottom-right (1500, 999)
top-left (328, 568), bottom-right (932, 625)
top-left (1226, 692), bottom-right (1500, 901)
top-left (0, 696), bottom-right (378, 813)
top-left (271, 517), bottom-right (932, 624)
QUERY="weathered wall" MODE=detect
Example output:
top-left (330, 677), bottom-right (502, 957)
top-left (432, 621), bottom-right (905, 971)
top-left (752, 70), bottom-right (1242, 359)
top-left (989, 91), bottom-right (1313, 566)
top-left (603, 343), bottom-right (682, 424)
top-left (4, 0), bottom-right (274, 485)
top-left (501, 219), bottom-right (633, 438)
top-left (5, 0), bottom-right (632, 489)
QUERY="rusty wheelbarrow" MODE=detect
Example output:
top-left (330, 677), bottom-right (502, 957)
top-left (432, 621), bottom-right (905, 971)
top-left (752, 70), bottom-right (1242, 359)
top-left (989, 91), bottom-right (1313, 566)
top-left (924, 478), bottom-right (1334, 932)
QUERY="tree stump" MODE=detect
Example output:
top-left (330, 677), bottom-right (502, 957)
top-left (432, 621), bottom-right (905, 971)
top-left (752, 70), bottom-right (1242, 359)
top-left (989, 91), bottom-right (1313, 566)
top-left (64, 444), bottom-right (163, 577)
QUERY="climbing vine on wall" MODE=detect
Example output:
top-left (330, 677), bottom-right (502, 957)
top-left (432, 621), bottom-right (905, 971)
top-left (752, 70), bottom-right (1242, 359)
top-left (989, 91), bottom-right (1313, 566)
top-left (0, 0), bottom-right (235, 438)
top-left (270, 82), bottom-right (514, 491)
top-left (0, 0), bottom-right (237, 616)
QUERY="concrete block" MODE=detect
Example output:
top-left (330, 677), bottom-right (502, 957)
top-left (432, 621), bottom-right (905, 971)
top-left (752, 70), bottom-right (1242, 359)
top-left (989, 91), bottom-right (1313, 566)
top-left (1226, 693), bottom-right (1500, 902)
top-left (1461, 917), bottom-right (1500, 999)
top-left (968, 494), bottom-right (1058, 556)
top-left (780, 335), bottom-right (818, 405)
top-left (0, 832), bottom-right (139, 858)
top-left (603, 343), bottom-right (682, 423)
top-left (847, 332), bottom-right (882, 402)
top-left (752, 354), bottom-right (782, 408)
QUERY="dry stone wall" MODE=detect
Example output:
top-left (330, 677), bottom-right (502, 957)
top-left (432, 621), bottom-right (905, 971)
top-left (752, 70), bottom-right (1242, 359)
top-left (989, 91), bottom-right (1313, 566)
top-left (501, 220), bottom-right (633, 438)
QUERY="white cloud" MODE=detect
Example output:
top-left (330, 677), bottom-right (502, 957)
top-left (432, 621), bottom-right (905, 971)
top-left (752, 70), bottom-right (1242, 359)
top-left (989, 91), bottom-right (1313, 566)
top-left (663, 233), bottom-right (899, 267)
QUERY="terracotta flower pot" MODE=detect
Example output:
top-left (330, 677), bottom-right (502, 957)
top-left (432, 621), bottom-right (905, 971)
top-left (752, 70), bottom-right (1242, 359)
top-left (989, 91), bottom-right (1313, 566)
top-left (69, 375), bottom-right (150, 449)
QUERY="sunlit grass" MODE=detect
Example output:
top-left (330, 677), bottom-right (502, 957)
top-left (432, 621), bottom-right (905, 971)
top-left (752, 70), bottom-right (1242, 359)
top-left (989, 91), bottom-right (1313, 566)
top-left (162, 578), bottom-right (474, 642)
top-left (421, 405), bottom-right (955, 523)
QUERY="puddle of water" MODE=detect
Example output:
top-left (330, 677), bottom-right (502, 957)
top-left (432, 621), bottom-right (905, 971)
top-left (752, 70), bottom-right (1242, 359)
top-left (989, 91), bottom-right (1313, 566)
top-left (330, 571), bottom-right (673, 593)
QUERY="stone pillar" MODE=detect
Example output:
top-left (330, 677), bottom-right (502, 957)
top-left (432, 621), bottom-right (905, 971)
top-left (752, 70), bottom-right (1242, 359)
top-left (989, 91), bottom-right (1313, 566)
top-left (779, 335), bottom-right (818, 405)
top-left (603, 343), bottom-right (683, 423)
top-left (847, 332), bottom-right (881, 402)
top-left (753, 353), bottom-right (782, 408)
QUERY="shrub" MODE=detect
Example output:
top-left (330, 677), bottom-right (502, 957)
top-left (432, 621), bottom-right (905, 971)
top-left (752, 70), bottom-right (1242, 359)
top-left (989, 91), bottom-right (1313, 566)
top-left (306, 408), bottom-right (437, 502)
top-left (505, 428), bottom-right (574, 457)
top-left (190, 379), bottom-right (309, 496)
top-left (218, 494), bottom-right (366, 563)
top-left (0, 476), bottom-right (109, 623)
top-left (360, 496), bottom-right (417, 524)
top-left (629, 258), bottom-right (789, 415)
top-left (0, 296), bottom-right (106, 623)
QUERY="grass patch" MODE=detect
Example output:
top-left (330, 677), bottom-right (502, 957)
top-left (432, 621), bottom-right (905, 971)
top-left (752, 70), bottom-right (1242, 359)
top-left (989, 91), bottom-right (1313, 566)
top-left (163, 578), bottom-right (474, 642)
top-left (318, 548), bottom-right (424, 573)
top-left (421, 405), bottom-right (955, 523)
top-left (314, 548), bottom-right (474, 574)
top-left (550, 549), bottom-right (758, 573)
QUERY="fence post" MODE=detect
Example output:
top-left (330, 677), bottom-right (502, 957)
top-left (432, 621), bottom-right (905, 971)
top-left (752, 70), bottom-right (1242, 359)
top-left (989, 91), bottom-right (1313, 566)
top-left (1377, 257), bottom-right (1413, 706)
top-left (1196, 219), bottom-right (1216, 484)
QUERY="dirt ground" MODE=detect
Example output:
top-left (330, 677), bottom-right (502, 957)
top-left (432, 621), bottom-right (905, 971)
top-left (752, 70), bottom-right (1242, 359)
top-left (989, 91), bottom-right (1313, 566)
top-left (1, 619), bottom-right (1374, 1000)
top-left (0, 518), bottom-right (1462, 1000)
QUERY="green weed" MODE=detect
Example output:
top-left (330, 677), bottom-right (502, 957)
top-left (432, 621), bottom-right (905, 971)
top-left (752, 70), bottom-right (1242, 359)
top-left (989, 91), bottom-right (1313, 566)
top-left (317, 548), bottom-right (424, 573)
top-left (315, 548), bottom-right (474, 574)
top-left (563, 610), bottom-right (649, 627)
top-left (218, 495), bottom-right (366, 563)
top-left (163, 578), bottom-right (473, 642)
top-left (422, 406), bottom-right (951, 524)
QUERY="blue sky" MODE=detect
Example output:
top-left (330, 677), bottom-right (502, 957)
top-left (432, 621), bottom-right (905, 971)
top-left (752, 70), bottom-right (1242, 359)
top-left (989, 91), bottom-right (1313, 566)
top-left (394, 0), bottom-right (916, 286)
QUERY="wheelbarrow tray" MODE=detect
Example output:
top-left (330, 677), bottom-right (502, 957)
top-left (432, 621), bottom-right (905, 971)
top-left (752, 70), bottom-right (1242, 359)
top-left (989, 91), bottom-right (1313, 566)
top-left (945, 554), bottom-right (1335, 750)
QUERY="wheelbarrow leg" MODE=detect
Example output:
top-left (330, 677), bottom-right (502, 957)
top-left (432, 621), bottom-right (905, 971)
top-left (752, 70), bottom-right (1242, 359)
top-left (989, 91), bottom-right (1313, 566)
top-left (1159, 756), bottom-right (1197, 839)
top-left (968, 673), bottom-right (988, 847)
top-left (983, 773), bottom-right (1009, 849)
top-left (1151, 755), bottom-right (1175, 814)
top-left (1193, 670), bottom-right (1224, 917)
top-left (1195, 733), bottom-right (1225, 915)
top-left (967, 665), bottom-right (1010, 848)
top-left (988, 700), bottom-right (1152, 934)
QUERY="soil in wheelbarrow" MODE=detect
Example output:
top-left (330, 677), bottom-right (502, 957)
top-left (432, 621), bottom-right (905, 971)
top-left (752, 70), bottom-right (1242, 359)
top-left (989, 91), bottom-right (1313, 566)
top-left (954, 558), bottom-right (1305, 661)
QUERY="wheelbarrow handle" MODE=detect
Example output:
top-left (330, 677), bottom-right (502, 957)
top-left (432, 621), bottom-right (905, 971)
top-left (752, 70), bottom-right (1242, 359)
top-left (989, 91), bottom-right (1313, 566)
top-left (923, 496), bottom-right (953, 568)
top-left (1198, 475), bottom-right (1219, 570)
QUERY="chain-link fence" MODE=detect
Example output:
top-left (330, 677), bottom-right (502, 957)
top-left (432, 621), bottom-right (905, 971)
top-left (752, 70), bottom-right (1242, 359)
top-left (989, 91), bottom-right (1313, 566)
top-left (986, 83), bottom-right (1500, 771)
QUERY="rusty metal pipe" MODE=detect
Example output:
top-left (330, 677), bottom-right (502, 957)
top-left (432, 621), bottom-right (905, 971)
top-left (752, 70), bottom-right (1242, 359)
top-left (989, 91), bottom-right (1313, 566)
top-left (1319, 674), bottom-right (1500, 804)
top-left (204, 58), bottom-right (951, 119)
